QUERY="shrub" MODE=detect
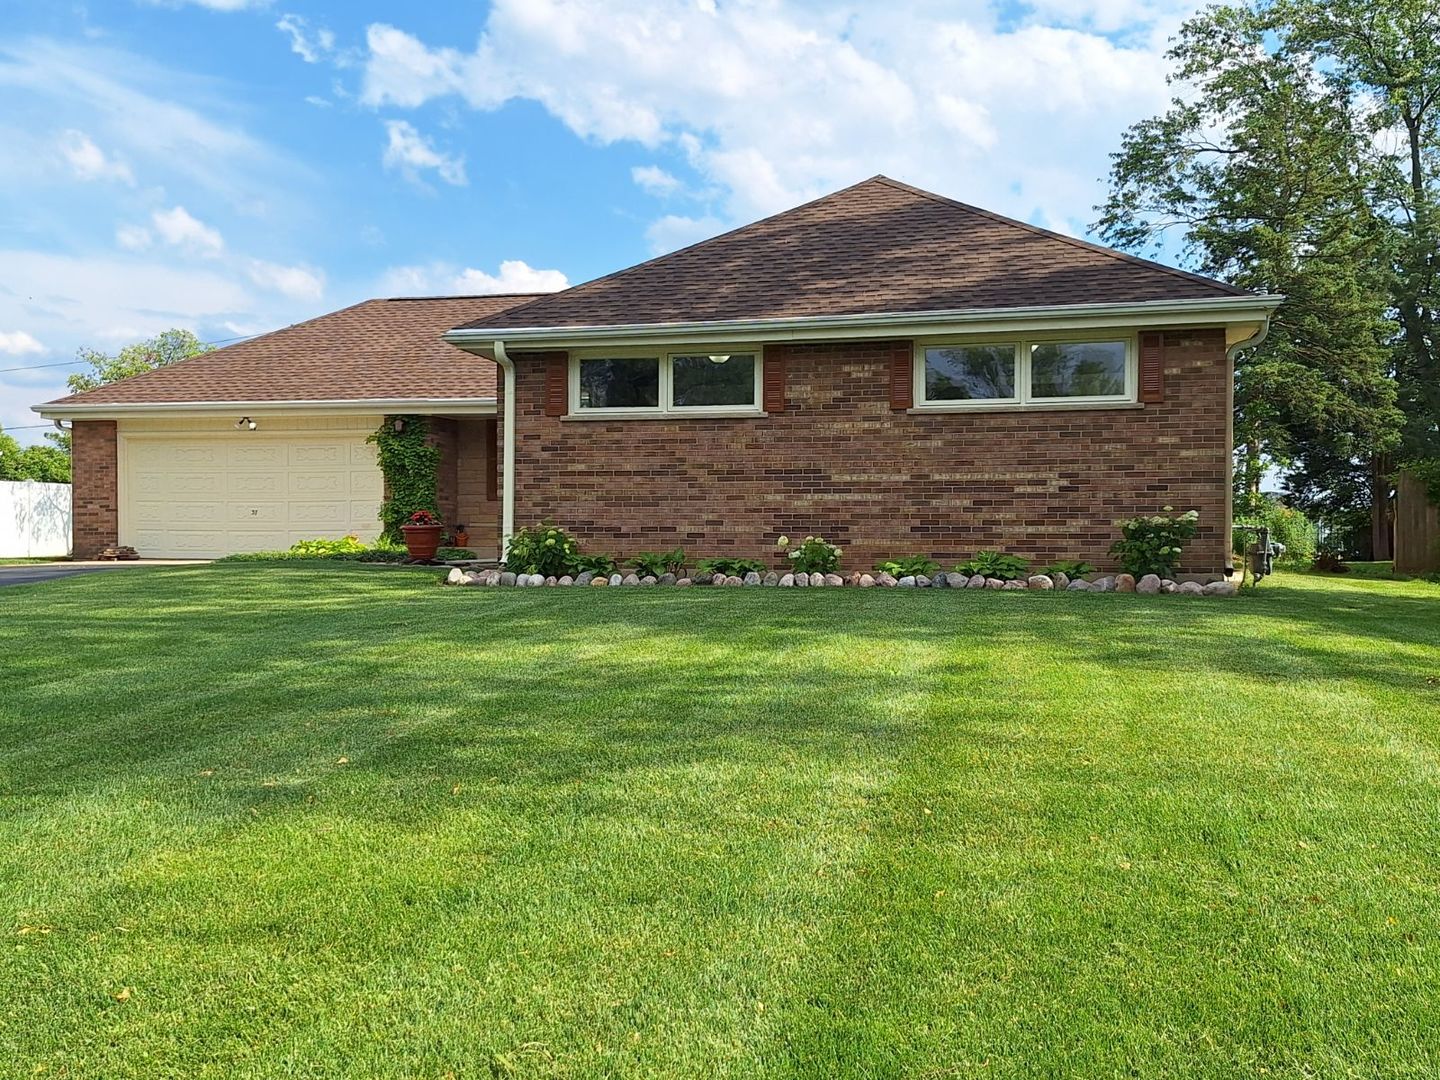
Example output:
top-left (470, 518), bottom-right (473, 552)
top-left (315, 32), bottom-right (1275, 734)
top-left (436, 547), bottom-right (477, 561)
top-left (778, 534), bottom-right (842, 575)
top-left (697, 556), bottom-right (767, 578)
top-left (1109, 507), bottom-right (1199, 578)
top-left (288, 536), bottom-right (366, 558)
top-left (874, 556), bottom-right (939, 578)
top-left (1041, 559), bottom-right (1095, 578)
top-left (368, 417), bottom-right (440, 543)
top-left (954, 550), bottom-right (1031, 581)
top-left (505, 523), bottom-right (581, 577)
top-left (631, 548), bottom-right (686, 577)
top-left (1235, 496), bottom-right (1317, 565)
top-left (572, 553), bottom-right (617, 576)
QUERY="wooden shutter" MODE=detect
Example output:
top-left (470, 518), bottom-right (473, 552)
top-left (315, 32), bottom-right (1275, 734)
top-left (543, 353), bottom-right (569, 417)
top-left (762, 346), bottom-right (786, 413)
top-left (889, 342), bottom-right (913, 411)
top-left (1138, 332), bottom-right (1164, 404)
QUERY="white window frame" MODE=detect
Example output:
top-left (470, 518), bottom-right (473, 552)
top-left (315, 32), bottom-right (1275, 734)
top-left (913, 331), bottom-right (1137, 410)
top-left (570, 347), bottom-right (765, 418)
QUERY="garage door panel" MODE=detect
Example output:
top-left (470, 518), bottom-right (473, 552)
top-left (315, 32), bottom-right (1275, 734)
top-left (121, 426), bottom-right (384, 558)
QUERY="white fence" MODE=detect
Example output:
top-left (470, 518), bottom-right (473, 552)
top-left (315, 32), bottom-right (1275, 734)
top-left (0, 481), bottom-right (72, 558)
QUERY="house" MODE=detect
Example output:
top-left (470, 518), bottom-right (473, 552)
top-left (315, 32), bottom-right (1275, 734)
top-left (37, 176), bottom-right (1280, 572)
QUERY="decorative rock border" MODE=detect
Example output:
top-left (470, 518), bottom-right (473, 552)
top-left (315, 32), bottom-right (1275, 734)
top-left (446, 566), bottom-right (1239, 596)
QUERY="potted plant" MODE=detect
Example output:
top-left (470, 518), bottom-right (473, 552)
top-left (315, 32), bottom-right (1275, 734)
top-left (451, 522), bottom-right (470, 548)
top-left (400, 509), bottom-right (444, 561)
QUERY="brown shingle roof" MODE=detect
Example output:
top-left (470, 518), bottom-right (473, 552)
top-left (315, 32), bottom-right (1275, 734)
top-left (459, 176), bottom-right (1247, 332)
top-left (45, 294), bottom-right (541, 407)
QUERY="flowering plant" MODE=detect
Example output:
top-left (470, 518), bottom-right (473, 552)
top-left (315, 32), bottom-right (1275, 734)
top-left (778, 534), bottom-right (842, 575)
top-left (1109, 506), bottom-right (1199, 578)
top-left (505, 522), bottom-right (581, 577)
top-left (405, 509), bottom-right (441, 527)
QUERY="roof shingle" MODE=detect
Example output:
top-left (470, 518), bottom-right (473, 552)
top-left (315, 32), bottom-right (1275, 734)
top-left (45, 294), bottom-right (539, 407)
top-left (459, 176), bottom-right (1247, 332)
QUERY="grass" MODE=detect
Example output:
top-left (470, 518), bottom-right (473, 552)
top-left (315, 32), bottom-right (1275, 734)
top-left (2, 564), bottom-right (1438, 1078)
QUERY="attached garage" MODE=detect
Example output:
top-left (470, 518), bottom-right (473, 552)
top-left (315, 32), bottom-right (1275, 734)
top-left (118, 416), bottom-right (384, 559)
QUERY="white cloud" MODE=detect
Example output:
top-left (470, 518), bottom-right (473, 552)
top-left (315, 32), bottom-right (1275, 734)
top-left (0, 330), bottom-right (45, 356)
top-left (56, 129), bottom-right (134, 184)
top-left (115, 224), bottom-right (153, 251)
top-left (381, 119), bottom-right (467, 186)
top-left (645, 214), bottom-right (725, 255)
top-left (151, 205), bottom-right (225, 256)
top-left (276, 13), bottom-right (337, 64)
top-left (632, 164), bottom-right (682, 197)
top-left (245, 259), bottom-right (325, 301)
top-left (380, 259), bottom-right (569, 296)
top-left (358, 2), bottom-right (1182, 240)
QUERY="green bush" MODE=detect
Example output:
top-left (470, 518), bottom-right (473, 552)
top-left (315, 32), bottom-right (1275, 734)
top-left (1235, 496), bottom-right (1317, 565)
top-left (631, 548), bottom-right (686, 577)
top-left (1041, 559), bottom-right (1095, 578)
top-left (215, 539), bottom-right (411, 564)
top-left (572, 553), bottom-right (617, 576)
top-left (504, 523), bottom-right (581, 577)
top-left (697, 557), bottom-right (768, 579)
top-left (954, 550), bottom-right (1031, 581)
top-left (288, 536), bottom-right (367, 558)
top-left (436, 547), bottom-right (477, 561)
top-left (779, 535), bottom-right (842, 575)
top-left (874, 556), bottom-right (939, 578)
top-left (1110, 508), bottom-right (1199, 578)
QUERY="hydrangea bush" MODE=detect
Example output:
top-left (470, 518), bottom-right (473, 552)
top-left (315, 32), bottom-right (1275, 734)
top-left (1109, 507), bottom-right (1199, 578)
top-left (778, 535), bottom-right (842, 575)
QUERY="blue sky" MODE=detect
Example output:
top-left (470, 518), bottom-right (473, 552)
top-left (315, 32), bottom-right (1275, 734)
top-left (1, 0), bottom-right (1204, 443)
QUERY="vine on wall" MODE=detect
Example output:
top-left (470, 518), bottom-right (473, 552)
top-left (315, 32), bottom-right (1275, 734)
top-left (368, 416), bottom-right (440, 542)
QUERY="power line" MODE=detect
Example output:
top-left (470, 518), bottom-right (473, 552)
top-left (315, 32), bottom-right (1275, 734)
top-left (0, 332), bottom-right (262, 376)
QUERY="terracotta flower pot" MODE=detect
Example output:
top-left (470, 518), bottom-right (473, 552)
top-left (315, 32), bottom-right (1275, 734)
top-left (453, 530), bottom-right (470, 548)
top-left (401, 524), bottom-right (445, 561)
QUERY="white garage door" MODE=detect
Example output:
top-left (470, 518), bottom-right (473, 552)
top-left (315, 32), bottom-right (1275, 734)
top-left (119, 417), bottom-right (384, 558)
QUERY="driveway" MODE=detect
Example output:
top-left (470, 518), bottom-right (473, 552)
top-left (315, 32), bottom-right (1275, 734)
top-left (0, 561), bottom-right (205, 587)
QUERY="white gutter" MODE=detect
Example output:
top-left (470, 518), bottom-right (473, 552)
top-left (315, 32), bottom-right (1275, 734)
top-left (33, 397), bottom-right (498, 421)
top-left (444, 294), bottom-right (1285, 350)
top-left (492, 340), bottom-right (516, 556)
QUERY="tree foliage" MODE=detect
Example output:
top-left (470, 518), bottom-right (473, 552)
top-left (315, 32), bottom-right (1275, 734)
top-left (1095, 2), bottom-right (1404, 534)
top-left (67, 328), bottom-right (213, 395)
top-left (0, 426), bottom-right (71, 482)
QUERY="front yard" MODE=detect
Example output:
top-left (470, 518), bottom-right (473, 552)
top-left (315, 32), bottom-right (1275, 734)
top-left (2, 565), bottom-right (1437, 1078)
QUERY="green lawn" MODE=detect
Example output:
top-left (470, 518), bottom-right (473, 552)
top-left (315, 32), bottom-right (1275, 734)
top-left (2, 565), bottom-right (1438, 1078)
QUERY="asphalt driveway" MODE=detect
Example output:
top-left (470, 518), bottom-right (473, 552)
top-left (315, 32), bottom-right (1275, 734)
top-left (0, 561), bottom-right (204, 587)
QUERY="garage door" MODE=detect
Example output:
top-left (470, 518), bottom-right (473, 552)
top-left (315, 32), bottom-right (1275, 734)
top-left (120, 419), bottom-right (384, 558)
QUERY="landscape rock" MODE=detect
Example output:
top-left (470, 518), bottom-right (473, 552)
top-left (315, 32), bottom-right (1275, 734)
top-left (658, 573), bottom-right (677, 586)
top-left (1027, 575), bottom-right (1054, 590)
top-left (609, 573), bottom-right (623, 587)
top-left (1052, 572), bottom-right (1069, 589)
top-left (576, 571), bottom-right (594, 586)
top-left (824, 574), bottom-right (845, 587)
top-left (1067, 579), bottom-right (1093, 591)
top-left (915, 574), bottom-right (932, 588)
top-left (743, 571), bottom-right (762, 586)
top-left (1160, 579), bottom-right (1177, 593)
top-left (859, 574), bottom-right (876, 587)
top-left (1178, 580), bottom-right (1204, 596)
top-left (1136, 574), bottom-right (1162, 595)
top-left (447, 567), bottom-right (466, 586)
top-left (810, 572), bottom-right (825, 587)
top-left (1003, 579), bottom-right (1027, 590)
top-left (1115, 573), bottom-right (1137, 593)
top-left (545, 576), bottom-right (558, 586)
top-left (500, 571), bottom-right (517, 587)
top-left (779, 573), bottom-right (795, 587)
top-left (877, 572), bottom-right (898, 587)
top-left (558, 575), bottom-right (574, 587)
top-left (848, 572), bottom-right (865, 587)
top-left (985, 578), bottom-right (1006, 590)
top-left (763, 571), bottom-right (780, 586)
top-left (724, 575), bottom-right (744, 586)
top-left (590, 575), bottom-right (608, 587)
top-left (675, 578), bottom-right (692, 587)
top-left (1203, 580), bottom-right (1238, 597)
top-left (794, 571), bottom-right (809, 587)
top-left (897, 576), bottom-right (917, 588)
top-left (640, 575), bottom-right (658, 586)
top-left (693, 571), bottom-right (714, 585)
top-left (1093, 576), bottom-right (1116, 593)
top-left (622, 573), bottom-right (640, 586)
top-left (968, 574), bottom-right (987, 589)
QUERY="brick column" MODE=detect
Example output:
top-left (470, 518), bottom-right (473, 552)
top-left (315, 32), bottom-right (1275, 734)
top-left (71, 420), bottom-right (119, 559)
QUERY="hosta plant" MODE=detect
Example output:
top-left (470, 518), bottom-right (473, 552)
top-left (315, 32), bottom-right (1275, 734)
top-left (1041, 559), bottom-right (1095, 578)
top-left (954, 550), bottom-right (1031, 581)
top-left (630, 548), bottom-right (686, 577)
top-left (697, 557), bottom-right (768, 579)
top-left (874, 556), bottom-right (939, 578)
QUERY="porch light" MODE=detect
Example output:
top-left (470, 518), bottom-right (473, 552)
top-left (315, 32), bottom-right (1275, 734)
top-left (708, 354), bottom-right (730, 364)
top-left (393, 418), bottom-right (406, 432)
top-left (235, 416), bottom-right (257, 430)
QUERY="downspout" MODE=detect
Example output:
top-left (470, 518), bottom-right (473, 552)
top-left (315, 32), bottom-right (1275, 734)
top-left (493, 340), bottom-right (516, 559)
top-left (1225, 318), bottom-right (1272, 575)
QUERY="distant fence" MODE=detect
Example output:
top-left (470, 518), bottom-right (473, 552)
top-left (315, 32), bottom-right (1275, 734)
top-left (1395, 471), bottom-right (1439, 575)
top-left (0, 481), bottom-right (72, 558)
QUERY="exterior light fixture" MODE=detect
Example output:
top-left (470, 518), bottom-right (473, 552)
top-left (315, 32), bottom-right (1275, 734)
top-left (235, 416), bottom-right (257, 430)
top-left (708, 354), bottom-right (731, 364)
top-left (393, 418), bottom-right (406, 432)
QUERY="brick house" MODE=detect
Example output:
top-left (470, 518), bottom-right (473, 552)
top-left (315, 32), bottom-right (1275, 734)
top-left (37, 176), bottom-right (1279, 572)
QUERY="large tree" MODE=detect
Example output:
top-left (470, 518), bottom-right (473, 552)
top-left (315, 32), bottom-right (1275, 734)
top-left (1095, 2), bottom-right (1407, 553)
top-left (0, 426), bottom-right (71, 483)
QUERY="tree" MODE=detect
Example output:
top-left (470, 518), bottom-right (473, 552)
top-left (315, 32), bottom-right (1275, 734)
top-left (1095, 3), bottom-right (1403, 547)
top-left (0, 426), bottom-right (71, 482)
top-left (67, 328), bottom-right (213, 395)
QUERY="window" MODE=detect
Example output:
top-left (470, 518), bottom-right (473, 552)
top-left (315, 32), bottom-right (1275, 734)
top-left (916, 336), bottom-right (1134, 408)
top-left (573, 350), bottom-right (761, 415)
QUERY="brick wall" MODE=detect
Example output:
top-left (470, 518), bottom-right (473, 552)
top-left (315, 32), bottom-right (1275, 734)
top-left (71, 420), bottom-right (118, 559)
top-left (510, 330), bottom-right (1233, 573)
top-left (454, 417), bottom-right (499, 554)
top-left (427, 417), bottom-right (460, 528)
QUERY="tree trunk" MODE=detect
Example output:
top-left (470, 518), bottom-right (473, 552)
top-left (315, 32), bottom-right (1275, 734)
top-left (1371, 455), bottom-right (1393, 562)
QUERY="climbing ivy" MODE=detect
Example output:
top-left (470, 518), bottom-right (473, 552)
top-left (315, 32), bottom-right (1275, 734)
top-left (368, 416), bottom-right (440, 543)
